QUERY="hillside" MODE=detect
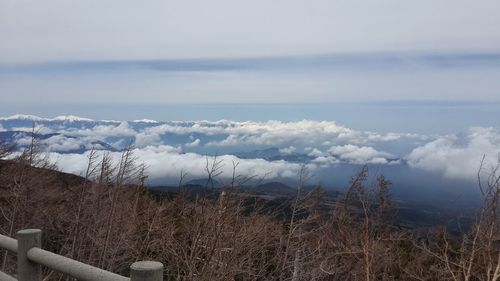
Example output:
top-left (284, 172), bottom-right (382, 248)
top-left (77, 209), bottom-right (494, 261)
top-left (0, 153), bottom-right (496, 281)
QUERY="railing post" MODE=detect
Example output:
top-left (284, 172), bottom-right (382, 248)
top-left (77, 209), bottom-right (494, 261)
top-left (130, 261), bottom-right (163, 281)
top-left (17, 229), bottom-right (42, 281)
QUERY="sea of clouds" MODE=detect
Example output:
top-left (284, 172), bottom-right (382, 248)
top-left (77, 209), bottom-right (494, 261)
top-left (1, 115), bottom-right (499, 185)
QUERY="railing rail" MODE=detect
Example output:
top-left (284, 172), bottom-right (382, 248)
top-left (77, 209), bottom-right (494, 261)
top-left (0, 271), bottom-right (17, 281)
top-left (0, 235), bottom-right (17, 254)
top-left (27, 247), bottom-right (129, 281)
top-left (0, 229), bottom-right (163, 281)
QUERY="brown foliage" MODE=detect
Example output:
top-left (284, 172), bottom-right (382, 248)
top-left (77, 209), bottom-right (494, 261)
top-left (0, 138), bottom-right (499, 281)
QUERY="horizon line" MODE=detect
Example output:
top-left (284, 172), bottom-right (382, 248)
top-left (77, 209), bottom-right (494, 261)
top-left (2, 50), bottom-right (500, 70)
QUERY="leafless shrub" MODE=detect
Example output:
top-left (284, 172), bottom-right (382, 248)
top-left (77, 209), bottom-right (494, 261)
top-left (411, 155), bottom-right (500, 281)
top-left (1, 146), bottom-right (499, 281)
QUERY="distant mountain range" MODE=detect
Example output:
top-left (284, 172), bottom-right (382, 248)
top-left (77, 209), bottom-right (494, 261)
top-left (141, 178), bottom-right (460, 230)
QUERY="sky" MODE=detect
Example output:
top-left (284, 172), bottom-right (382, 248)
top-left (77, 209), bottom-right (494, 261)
top-left (2, 0), bottom-right (500, 63)
top-left (1, 0), bottom-right (500, 122)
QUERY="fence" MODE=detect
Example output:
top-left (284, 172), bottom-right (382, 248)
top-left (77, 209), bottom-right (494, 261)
top-left (0, 229), bottom-right (163, 281)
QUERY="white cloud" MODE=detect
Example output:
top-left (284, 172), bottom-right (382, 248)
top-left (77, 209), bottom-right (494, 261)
top-left (185, 138), bottom-right (201, 148)
top-left (130, 120), bottom-right (376, 149)
top-left (13, 134), bottom-right (35, 146)
top-left (327, 144), bottom-right (394, 164)
top-left (202, 120), bottom-right (413, 148)
top-left (62, 122), bottom-right (135, 139)
top-left (279, 146), bottom-right (296, 155)
top-left (407, 127), bottom-right (500, 180)
top-left (49, 146), bottom-right (310, 183)
top-left (48, 153), bottom-right (92, 177)
top-left (2, 118), bottom-right (424, 168)
top-left (134, 132), bottom-right (162, 148)
top-left (311, 155), bottom-right (339, 168)
top-left (307, 148), bottom-right (324, 158)
top-left (366, 132), bottom-right (401, 142)
top-left (43, 135), bottom-right (83, 152)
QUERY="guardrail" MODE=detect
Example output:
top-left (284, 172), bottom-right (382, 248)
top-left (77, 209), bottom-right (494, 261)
top-left (0, 229), bottom-right (163, 281)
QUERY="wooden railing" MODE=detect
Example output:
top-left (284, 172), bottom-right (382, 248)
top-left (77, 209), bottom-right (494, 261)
top-left (0, 229), bottom-right (163, 281)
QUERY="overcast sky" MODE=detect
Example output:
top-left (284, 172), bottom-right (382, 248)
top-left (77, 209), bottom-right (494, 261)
top-left (1, 0), bottom-right (500, 117)
top-left (1, 0), bottom-right (500, 63)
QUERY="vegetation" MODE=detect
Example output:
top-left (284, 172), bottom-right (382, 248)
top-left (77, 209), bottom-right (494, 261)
top-left (0, 138), bottom-right (499, 281)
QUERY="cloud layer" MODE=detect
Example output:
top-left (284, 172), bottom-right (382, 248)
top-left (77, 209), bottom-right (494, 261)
top-left (1, 115), bottom-right (499, 183)
top-left (48, 145), bottom-right (308, 185)
top-left (408, 127), bottom-right (500, 180)
top-left (2, 1), bottom-right (500, 63)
